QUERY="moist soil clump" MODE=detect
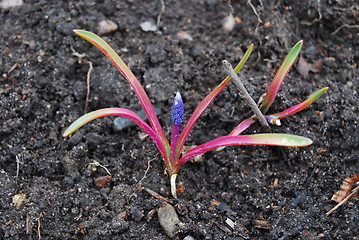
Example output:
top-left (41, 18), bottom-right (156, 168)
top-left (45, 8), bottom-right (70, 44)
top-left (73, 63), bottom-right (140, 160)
top-left (0, 1), bottom-right (358, 239)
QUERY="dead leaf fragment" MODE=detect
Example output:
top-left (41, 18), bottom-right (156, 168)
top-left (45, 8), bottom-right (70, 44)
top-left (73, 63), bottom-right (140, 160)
top-left (297, 56), bottom-right (322, 78)
top-left (331, 174), bottom-right (359, 203)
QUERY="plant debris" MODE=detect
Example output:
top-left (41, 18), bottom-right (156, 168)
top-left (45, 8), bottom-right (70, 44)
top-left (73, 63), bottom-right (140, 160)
top-left (331, 174), bottom-right (359, 203)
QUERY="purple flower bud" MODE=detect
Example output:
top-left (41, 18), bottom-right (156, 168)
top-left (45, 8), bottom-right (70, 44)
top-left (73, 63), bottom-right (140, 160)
top-left (171, 92), bottom-right (184, 125)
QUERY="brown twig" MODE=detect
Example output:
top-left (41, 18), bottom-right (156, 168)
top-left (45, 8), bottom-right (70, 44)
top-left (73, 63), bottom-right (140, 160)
top-left (144, 188), bottom-right (170, 202)
top-left (37, 211), bottom-right (45, 240)
top-left (326, 185), bottom-right (359, 215)
top-left (222, 60), bottom-right (270, 130)
top-left (26, 215), bottom-right (32, 235)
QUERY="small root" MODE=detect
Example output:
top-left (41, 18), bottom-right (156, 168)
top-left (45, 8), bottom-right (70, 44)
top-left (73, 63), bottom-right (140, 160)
top-left (81, 61), bottom-right (93, 114)
top-left (247, 0), bottom-right (263, 23)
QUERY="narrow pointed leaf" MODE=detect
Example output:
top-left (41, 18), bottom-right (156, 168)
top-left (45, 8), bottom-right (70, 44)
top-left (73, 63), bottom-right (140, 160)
top-left (73, 30), bottom-right (169, 151)
top-left (175, 44), bottom-right (254, 159)
top-left (260, 41), bottom-right (303, 114)
top-left (63, 108), bottom-right (169, 163)
top-left (273, 87), bottom-right (328, 119)
top-left (176, 133), bottom-right (312, 166)
top-left (229, 116), bottom-right (256, 136)
top-left (216, 116), bottom-right (256, 151)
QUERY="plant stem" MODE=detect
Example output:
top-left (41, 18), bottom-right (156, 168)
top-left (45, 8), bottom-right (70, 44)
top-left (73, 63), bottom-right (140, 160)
top-left (170, 124), bottom-right (180, 164)
top-left (222, 60), bottom-right (270, 130)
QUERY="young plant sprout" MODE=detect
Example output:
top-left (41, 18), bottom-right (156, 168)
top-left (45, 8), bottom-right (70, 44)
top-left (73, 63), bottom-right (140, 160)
top-left (64, 30), bottom-right (327, 198)
top-left (218, 41), bottom-right (328, 143)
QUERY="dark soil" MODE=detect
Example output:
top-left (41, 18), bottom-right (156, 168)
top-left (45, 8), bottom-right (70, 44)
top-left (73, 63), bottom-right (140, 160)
top-left (1, 0), bottom-right (358, 239)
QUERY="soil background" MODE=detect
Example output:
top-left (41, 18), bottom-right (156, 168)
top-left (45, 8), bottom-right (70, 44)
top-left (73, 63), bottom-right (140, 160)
top-left (0, 0), bottom-right (358, 239)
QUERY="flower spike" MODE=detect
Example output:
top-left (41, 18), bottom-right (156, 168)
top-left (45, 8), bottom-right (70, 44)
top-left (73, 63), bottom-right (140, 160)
top-left (170, 92), bottom-right (184, 165)
top-left (171, 92), bottom-right (184, 125)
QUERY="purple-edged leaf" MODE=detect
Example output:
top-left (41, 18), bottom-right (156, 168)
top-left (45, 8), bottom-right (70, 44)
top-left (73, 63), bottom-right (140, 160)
top-left (228, 116), bottom-right (256, 136)
top-left (175, 44), bottom-right (254, 160)
top-left (216, 116), bottom-right (256, 151)
top-left (176, 133), bottom-right (312, 167)
top-left (63, 108), bottom-right (169, 163)
top-left (260, 41), bottom-right (303, 114)
top-left (73, 30), bottom-right (169, 151)
top-left (273, 87), bottom-right (328, 119)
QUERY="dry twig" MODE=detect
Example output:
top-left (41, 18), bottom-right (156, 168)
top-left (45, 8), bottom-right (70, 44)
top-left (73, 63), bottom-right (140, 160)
top-left (37, 212), bottom-right (45, 240)
top-left (222, 60), bottom-right (270, 129)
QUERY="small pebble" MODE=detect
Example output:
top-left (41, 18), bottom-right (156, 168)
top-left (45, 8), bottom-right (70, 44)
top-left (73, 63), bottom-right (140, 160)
top-left (264, 21), bottom-right (271, 28)
top-left (113, 107), bottom-right (161, 131)
top-left (130, 207), bottom-right (144, 221)
top-left (0, 0), bottom-right (23, 10)
top-left (97, 20), bottom-right (118, 35)
top-left (177, 30), bottom-right (193, 41)
top-left (216, 202), bottom-right (230, 211)
top-left (291, 191), bottom-right (307, 207)
top-left (183, 236), bottom-right (196, 240)
top-left (158, 204), bottom-right (180, 238)
top-left (346, 81), bottom-right (353, 87)
top-left (222, 14), bottom-right (235, 32)
top-left (140, 20), bottom-right (158, 32)
top-left (12, 193), bottom-right (26, 209)
top-left (225, 218), bottom-right (235, 229)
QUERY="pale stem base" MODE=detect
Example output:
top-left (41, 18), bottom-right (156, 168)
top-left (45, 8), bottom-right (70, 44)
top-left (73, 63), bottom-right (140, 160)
top-left (170, 174), bottom-right (178, 199)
